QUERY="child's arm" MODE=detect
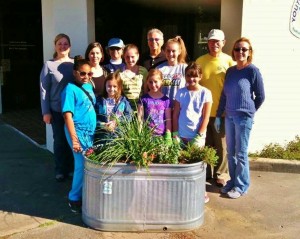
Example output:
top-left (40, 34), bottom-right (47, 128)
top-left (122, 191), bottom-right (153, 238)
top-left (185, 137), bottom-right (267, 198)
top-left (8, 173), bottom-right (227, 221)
top-left (172, 100), bottom-right (180, 133)
top-left (198, 101), bottom-right (212, 134)
top-left (137, 103), bottom-right (144, 123)
top-left (63, 112), bottom-right (82, 153)
top-left (171, 100), bottom-right (182, 143)
top-left (191, 101), bottom-right (212, 147)
top-left (165, 107), bottom-right (172, 133)
top-left (164, 107), bottom-right (172, 145)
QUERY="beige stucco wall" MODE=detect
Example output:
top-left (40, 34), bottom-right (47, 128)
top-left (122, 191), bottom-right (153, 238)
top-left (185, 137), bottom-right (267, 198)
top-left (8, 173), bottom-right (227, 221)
top-left (221, 0), bottom-right (243, 54)
top-left (222, 0), bottom-right (300, 152)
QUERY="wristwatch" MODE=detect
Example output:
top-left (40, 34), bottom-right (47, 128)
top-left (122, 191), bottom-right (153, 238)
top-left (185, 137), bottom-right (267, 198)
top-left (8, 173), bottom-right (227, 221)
top-left (197, 132), bottom-right (204, 137)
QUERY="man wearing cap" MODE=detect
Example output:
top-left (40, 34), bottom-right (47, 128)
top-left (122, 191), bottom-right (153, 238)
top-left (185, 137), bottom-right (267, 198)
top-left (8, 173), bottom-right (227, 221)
top-left (104, 38), bottom-right (126, 73)
top-left (196, 29), bottom-right (235, 186)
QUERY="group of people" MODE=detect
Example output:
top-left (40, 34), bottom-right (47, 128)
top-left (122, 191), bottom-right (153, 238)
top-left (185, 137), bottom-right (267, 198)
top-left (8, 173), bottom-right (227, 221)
top-left (40, 28), bottom-right (265, 213)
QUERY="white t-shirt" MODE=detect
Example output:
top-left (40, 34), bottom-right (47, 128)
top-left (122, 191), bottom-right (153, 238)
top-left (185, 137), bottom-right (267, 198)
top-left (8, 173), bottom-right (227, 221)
top-left (156, 62), bottom-right (187, 107)
top-left (175, 86), bottom-right (212, 139)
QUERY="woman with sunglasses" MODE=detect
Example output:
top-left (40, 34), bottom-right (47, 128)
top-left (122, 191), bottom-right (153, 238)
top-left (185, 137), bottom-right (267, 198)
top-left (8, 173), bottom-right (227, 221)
top-left (215, 37), bottom-right (265, 199)
top-left (61, 55), bottom-right (96, 213)
top-left (40, 33), bottom-right (74, 182)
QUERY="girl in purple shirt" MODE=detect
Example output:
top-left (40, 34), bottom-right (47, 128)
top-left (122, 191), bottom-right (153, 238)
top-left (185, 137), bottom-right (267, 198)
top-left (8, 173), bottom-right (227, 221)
top-left (138, 69), bottom-right (171, 142)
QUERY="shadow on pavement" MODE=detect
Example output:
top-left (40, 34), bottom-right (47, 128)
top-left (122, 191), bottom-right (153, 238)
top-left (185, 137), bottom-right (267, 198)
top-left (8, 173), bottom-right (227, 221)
top-left (0, 123), bottom-right (84, 226)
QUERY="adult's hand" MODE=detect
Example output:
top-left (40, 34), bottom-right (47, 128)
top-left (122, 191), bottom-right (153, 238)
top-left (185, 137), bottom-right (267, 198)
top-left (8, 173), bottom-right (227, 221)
top-left (43, 114), bottom-right (52, 124)
top-left (214, 117), bottom-right (221, 133)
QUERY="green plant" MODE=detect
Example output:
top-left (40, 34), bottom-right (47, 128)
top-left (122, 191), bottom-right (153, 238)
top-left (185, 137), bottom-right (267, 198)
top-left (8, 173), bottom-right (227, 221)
top-left (178, 143), bottom-right (218, 166)
top-left (87, 113), bottom-right (170, 168)
top-left (249, 135), bottom-right (300, 160)
top-left (85, 112), bottom-right (219, 167)
top-left (155, 139), bottom-right (181, 164)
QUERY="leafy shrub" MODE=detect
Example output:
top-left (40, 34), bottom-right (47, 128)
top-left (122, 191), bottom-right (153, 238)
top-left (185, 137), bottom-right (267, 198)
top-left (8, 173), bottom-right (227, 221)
top-left (249, 135), bottom-right (300, 160)
top-left (178, 143), bottom-right (218, 166)
top-left (85, 112), bottom-right (219, 168)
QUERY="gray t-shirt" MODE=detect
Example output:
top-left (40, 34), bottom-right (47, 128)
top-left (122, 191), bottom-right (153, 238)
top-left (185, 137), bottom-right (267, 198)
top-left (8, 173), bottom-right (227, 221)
top-left (40, 59), bottom-right (74, 114)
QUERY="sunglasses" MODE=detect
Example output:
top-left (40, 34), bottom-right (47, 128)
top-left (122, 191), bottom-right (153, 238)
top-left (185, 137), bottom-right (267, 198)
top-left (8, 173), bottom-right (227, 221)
top-left (77, 71), bottom-right (93, 77)
top-left (234, 47), bottom-right (249, 52)
top-left (148, 38), bottom-right (161, 42)
top-left (109, 47), bottom-right (121, 51)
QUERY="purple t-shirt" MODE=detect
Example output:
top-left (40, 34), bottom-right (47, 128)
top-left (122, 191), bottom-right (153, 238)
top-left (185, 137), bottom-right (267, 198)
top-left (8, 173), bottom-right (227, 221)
top-left (139, 93), bottom-right (170, 136)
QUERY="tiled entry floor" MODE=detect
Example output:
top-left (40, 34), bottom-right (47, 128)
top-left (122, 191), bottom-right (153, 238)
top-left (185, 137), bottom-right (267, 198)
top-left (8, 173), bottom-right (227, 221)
top-left (0, 108), bottom-right (46, 145)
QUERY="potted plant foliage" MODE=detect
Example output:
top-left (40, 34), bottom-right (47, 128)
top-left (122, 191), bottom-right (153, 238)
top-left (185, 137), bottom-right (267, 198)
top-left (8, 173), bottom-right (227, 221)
top-left (82, 113), bottom-right (218, 232)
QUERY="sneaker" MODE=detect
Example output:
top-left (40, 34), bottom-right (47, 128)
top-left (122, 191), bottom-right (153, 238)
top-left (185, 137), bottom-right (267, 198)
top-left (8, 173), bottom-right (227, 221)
top-left (55, 174), bottom-right (65, 182)
top-left (68, 200), bottom-right (82, 213)
top-left (227, 188), bottom-right (242, 199)
top-left (220, 186), bottom-right (231, 194)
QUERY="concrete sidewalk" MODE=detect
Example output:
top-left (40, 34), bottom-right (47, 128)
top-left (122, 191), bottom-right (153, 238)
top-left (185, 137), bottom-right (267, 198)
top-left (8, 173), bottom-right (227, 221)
top-left (0, 122), bottom-right (300, 239)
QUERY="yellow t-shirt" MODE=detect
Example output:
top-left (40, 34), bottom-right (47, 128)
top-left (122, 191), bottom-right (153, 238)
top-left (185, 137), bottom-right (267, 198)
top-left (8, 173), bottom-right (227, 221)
top-left (196, 53), bottom-right (235, 117)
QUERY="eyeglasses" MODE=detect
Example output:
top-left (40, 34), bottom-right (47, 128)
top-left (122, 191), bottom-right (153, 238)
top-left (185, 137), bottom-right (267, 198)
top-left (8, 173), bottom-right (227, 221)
top-left (77, 71), bottom-right (93, 77)
top-left (234, 47), bottom-right (249, 52)
top-left (109, 47), bottom-right (121, 51)
top-left (148, 38), bottom-right (161, 42)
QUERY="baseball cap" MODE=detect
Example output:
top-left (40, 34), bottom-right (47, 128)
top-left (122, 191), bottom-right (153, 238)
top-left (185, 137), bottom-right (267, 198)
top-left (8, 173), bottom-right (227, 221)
top-left (107, 38), bottom-right (125, 48)
top-left (207, 29), bottom-right (225, 41)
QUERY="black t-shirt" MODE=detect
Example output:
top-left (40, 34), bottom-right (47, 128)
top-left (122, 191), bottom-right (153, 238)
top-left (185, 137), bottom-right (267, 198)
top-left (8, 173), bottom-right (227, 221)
top-left (140, 51), bottom-right (167, 70)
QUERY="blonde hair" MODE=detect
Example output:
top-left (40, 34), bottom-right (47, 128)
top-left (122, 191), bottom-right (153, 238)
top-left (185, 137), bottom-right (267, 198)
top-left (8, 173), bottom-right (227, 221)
top-left (165, 36), bottom-right (187, 64)
top-left (147, 68), bottom-right (163, 82)
top-left (123, 44), bottom-right (139, 56)
top-left (53, 33), bottom-right (71, 58)
top-left (145, 69), bottom-right (163, 92)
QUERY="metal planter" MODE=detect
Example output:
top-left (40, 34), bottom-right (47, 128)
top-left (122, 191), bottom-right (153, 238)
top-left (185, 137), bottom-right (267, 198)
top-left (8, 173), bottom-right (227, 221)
top-left (82, 158), bottom-right (206, 232)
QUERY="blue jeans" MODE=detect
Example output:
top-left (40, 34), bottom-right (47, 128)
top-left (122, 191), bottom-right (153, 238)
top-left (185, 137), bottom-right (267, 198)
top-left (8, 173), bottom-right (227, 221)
top-left (224, 115), bottom-right (253, 194)
top-left (51, 110), bottom-right (73, 176)
top-left (65, 127), bottom-right (94, 201)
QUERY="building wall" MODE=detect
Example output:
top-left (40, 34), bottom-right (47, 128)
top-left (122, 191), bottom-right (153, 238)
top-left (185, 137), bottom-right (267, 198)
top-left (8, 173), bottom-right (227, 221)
top-left (222, 0), bottom-right (300, 152)
top-left (41, 0), bottom-right (95, 61)
top-left (221, 0), bottom-right (243, 54)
